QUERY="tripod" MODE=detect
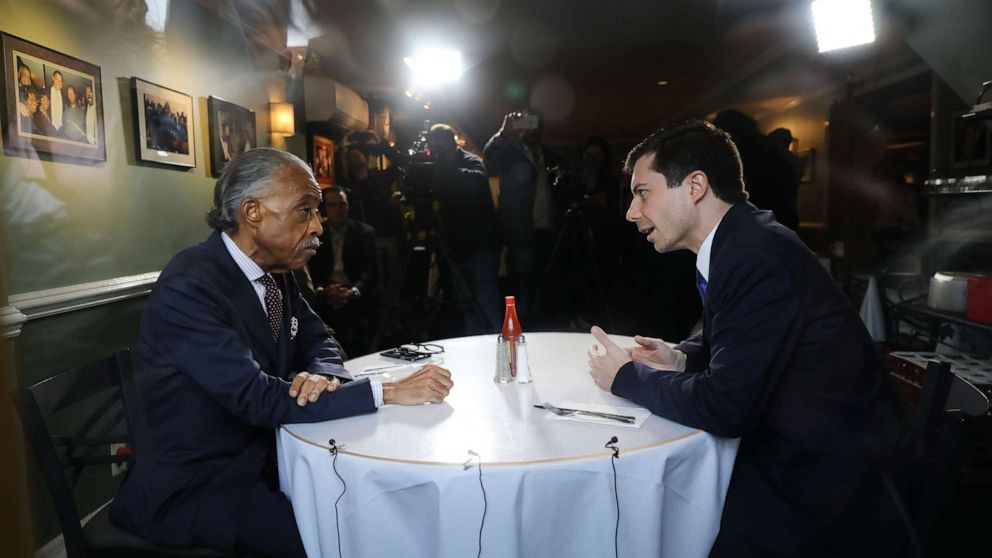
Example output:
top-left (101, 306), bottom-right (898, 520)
top-left (370, 211), bottom-right (495, 351)
top-left (534, 206), bottom-right (615, 331)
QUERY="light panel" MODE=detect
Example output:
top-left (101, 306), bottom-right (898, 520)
top-left (812, 0), bottom-right (876, 53)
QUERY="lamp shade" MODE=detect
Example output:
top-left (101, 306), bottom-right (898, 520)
top-left (269, 102), bottom-right (295, 136)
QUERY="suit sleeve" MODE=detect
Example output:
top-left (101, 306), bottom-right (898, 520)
top-left (147, 271), bottom-right (374, 428)
top-left (351, 225), bottom-right (378, 296)
top-left (483, 133), bottom-right (511, 175)
top-left (612, 248), bottom-right (802, 437)
top-left (674, 333), bottom-right (708, 373)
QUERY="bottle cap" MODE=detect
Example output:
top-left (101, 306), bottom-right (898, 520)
top-left (505, 296), bottom-right (515, 304)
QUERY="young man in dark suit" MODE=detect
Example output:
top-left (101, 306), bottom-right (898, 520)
top-left (587, 121), bottom-right (914, 557)
top-left (110, 148), bottom-right (453, 557)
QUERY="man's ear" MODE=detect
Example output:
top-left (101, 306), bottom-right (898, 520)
top-left (687, 171), bottom-right (709, 203)
top-left (241, 198), bottom-right (263, 229)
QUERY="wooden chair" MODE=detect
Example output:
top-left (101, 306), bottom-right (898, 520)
top-left (16, 350), bottom-right (234, 557)
top-left (887, 358), bottom-right (990, 557)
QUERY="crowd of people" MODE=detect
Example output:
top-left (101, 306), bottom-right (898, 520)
top-left (15, 60), bottom-right (97, 143)
top-left (303, 108), bottom-right (802, 352)
top-left (142, 95), bottom-right (190, 155)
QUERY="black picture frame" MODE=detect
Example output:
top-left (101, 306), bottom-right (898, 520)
top-left (0, 32), bottom-right (106, 164)
top-left (950, 109), bottom-right (991, 169)
top-left (207, 96), bottom-right (256, 177)
top-left (131, 77), bottom-right (195, 168)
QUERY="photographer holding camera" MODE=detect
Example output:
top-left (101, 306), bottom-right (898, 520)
top-left (426, 124), bottom-right (501, 334)
top-left (484, 109), bottom-right (559, 323)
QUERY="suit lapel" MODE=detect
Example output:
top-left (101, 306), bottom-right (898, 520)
top-left (205, 232), bottom-right (279, 368)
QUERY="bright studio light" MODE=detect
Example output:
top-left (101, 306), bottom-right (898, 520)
top-left (812, 0), bottom-right (876, 53)
top-left (403, 49), bottom-right (463, 87)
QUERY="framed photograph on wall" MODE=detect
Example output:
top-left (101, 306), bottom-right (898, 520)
top-left (950, 109), bottom-right (991, 169)
top-left (0, 32), bottom-right (106, 163)
top-left (131, 77), bottom-right (195, 168)
top-left (309, 132), bottom-right (335, 185)
top-left (207, 96), bottom-right (255, 177)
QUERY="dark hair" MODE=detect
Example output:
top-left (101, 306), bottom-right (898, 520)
top-left (623, 120), bottom-right (746, 204)
top-left (206, 148), bottom-right (313, 231)
top-left (427, 123), bottom-right (455, 141)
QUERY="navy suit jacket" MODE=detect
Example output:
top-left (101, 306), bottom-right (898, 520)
top-left (110, 231), bottom-right (376, 550)
top-left (612, 203), bottom-right (914, 556)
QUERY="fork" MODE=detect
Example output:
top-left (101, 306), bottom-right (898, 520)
top-left (536, 402), bottom-right (636, 424)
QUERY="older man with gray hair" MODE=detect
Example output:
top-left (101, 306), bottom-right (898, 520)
top-left (110, 148), bottom-right (453, 557)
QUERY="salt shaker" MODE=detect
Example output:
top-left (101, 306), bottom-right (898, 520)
top-left (515, 335), bottom-right (532, 383)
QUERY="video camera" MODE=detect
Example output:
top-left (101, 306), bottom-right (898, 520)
top-left (395, 120), bottom-right (439, 226)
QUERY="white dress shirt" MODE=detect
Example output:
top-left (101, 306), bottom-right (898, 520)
top-left (695, 214), bottom-right (725, 282)
top-left (221, 232), bottom-right (383, 406)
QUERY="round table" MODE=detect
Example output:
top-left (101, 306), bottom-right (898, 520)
top-left (278, 332), bottom-right (738, 558)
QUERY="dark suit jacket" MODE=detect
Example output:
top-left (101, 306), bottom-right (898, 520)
top-left (308, 219), bottom-right (378, 296)
top-left (110, 231), bottom-right (376, 551)
top-left (612, 202), bottom-right (914, 557)
top-left (483, 134), bottom-right (557, 247)
top-left (435, 147), bottom-right (500, 259)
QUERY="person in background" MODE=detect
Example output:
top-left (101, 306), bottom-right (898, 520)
top-left (713, 110), bottom-right (798, 231)
top-left (63, 84), bottom-right (86, 142)
top-left (427, 123), bottom-right (501, 334)
top-left (587, 121), bottom-right (914, 557)
top-left (484, 108), bottom-right (559, 323)
top-left (110, 149), bottom-right (451, 557)
top-left (49, 70), bottom-right (64, 133)
top-left (307, 186), bottom-right (379, 356)
top-left (83, 84), bottom-right (97, 143)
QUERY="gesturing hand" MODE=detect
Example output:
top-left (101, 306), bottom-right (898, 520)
top-left (383, 364), bottom-right (454, 405)
top-left (627, 335), bottom-right (685, 371)
top-left (289, 372), bottom-right (342, 407)
top-left (588, 326), bottom-right (632, 392)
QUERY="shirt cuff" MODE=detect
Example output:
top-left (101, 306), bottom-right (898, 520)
top-left (370, 377), bottom-right (384, 408)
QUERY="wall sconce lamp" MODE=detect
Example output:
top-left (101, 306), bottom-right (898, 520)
top-left (269, 102), bottom-right (295, 136)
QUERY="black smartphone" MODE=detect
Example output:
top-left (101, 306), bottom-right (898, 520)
top-left (380, 347), bottom-right (432, 362)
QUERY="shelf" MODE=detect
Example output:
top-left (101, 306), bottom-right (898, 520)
top-left (896, 301), bottom-right (992, 334)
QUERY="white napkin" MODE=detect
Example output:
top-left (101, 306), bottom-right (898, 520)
top-left (545, 401), bottom-right (652, 429)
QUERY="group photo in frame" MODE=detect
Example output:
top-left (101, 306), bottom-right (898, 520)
top-left (309, 131), bottom-right (335, 185)
top-left (131, 77), bottom-right (195, 168)
top-left (0, 32), bottom-right (106, 163)
top-left (207, 96), bottom-right (256, 177)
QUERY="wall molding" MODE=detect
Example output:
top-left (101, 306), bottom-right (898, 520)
top-left (3, 272), bottom-right (160, 338)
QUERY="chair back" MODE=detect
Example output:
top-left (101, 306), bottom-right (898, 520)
top-left (15, 350), bottom-right (142, 558)
top-left (913, 359), bottom-right (989, 544)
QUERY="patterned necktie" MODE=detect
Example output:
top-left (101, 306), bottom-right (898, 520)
top-left (695, 269), bottom-right (708, 302)
top-left (258, 274), bottom-right (283, 340)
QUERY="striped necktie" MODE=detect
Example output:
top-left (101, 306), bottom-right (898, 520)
top-left (695, 269), bottom-right (708, 302)
top-left (258, 274), bottom-right (283, 340)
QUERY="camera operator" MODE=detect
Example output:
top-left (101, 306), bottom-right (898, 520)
top-left (426, 124), bottom-right (501, 334)
top-left (483, 109), bottom-right (559, 323)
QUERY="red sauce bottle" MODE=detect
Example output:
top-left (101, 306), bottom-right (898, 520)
top-left (501, 296), bottom-right (522, 377)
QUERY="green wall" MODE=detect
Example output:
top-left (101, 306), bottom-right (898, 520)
top-left (0, 0), bottom-right (290, 549)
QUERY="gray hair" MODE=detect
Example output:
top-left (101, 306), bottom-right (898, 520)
top-left (206, 148), bottom-right (314, 232)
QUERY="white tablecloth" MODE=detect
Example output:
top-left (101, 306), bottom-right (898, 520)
top-left (278, 332), bottom-right (739, 557)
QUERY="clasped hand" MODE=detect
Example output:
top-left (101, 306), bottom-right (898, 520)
top-left (289, 371), bottom-right (341, 406)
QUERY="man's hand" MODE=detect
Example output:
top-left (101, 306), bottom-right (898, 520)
top-left (320, 285), bottom-right (353, 310)
top-left (383, 364), bottom-right (453, 405)
top-left (588, 326), bottom-right (632, 392)
top-left (627, 335), bottom-right (686, 371)
top-left (497, 112), bottom-right (522, 141)
top-left (289, 372), bottom-right (341, 407)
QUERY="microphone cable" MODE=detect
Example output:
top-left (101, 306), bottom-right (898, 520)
top-left (328, 439), bottom-right (347, 558)
top-left (605, 436), bottom-right (621, 558)
top-left (464, 450), bottom-right (487, 558)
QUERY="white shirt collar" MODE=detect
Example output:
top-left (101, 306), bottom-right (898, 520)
top-left (221, 231), bottom-right (265, 282)
top-left (695, 215), bottom-right (724, 282)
